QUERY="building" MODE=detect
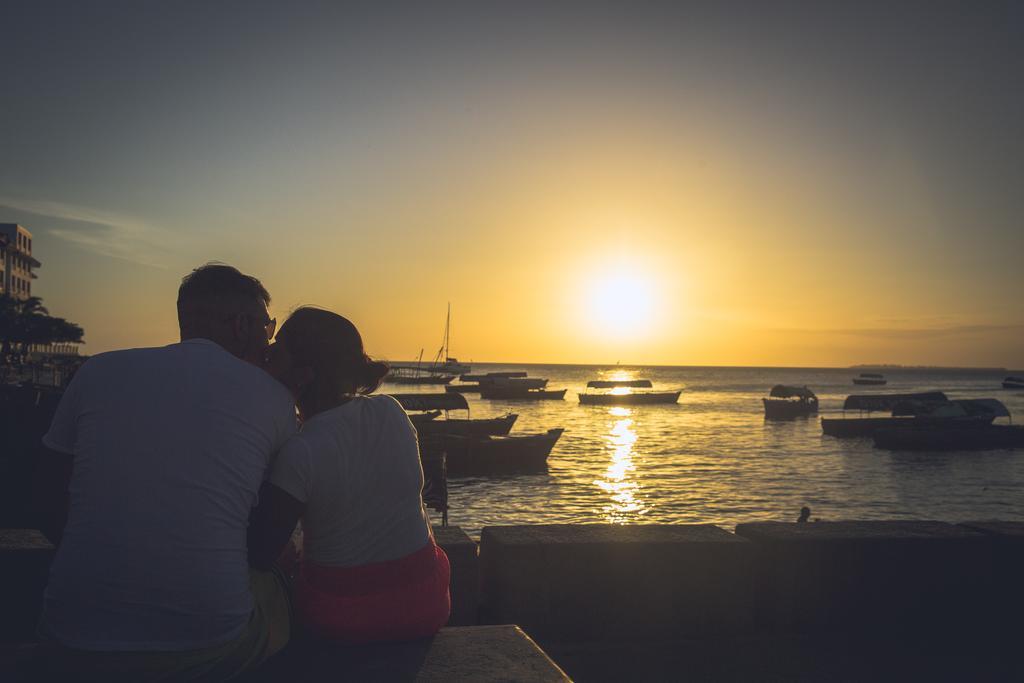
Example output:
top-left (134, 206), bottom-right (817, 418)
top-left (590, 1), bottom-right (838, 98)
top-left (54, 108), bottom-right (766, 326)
top-left (0, 224), bottom-right (41, 300)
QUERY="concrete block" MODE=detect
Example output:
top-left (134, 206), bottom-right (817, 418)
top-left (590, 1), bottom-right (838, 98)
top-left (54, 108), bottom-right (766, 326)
top-left (417, 625), bottom-right (569, 682)
top-left (0, 529), bottom-right (54, 641)
top-left (433, 526), bottom-right (479, 626)
top-left (248, 624), bottom-right (570, 682)
top-left (959, 521), bottom-right (1024, 633)
top-left (479, 524), bottom-right (754, 642)
top-left (735, 521), bottom-right (993, 633)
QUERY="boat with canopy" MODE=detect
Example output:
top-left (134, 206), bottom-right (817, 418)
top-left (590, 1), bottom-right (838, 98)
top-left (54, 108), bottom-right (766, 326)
top-left (873, 400), bottom-right (1020, 450)
top-left (392, 393), bottom-right (563, 474)
top-left (578, 388), bottom-right (681, 406)
top-left (586, 379), bottom-right (653, 389)
top-left (479, 386), bottom-right (567, 400)
top-left (390, 393), bottom-right (518, 438)
top-left (762, 385), bottom-right (818, 419)
top-left (821, 392), bottom-right (1008, 438)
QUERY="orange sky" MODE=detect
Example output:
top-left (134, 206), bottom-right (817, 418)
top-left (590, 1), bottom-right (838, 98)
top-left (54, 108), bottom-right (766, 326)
top-left (3, 3), bottom-right (1022, 369)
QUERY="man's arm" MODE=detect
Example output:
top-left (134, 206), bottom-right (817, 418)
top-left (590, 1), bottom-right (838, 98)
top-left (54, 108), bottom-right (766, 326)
top-left (248, 481), bottom-right (306, 571)
top-left (32, 446), bottom-right (74, 547)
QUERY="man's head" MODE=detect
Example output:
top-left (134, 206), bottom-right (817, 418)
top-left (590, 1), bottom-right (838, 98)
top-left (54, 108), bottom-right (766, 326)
top-left (177, 263), bottom-right (275, 364)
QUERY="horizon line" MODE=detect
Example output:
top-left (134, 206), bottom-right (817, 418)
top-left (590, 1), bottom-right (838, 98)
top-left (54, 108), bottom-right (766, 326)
top-left (382, 360), bottom-right (1017, 373)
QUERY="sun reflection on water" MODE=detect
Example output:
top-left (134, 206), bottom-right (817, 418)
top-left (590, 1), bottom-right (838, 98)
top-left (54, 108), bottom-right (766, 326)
top-left (594, 406), bottom-right (646, 522)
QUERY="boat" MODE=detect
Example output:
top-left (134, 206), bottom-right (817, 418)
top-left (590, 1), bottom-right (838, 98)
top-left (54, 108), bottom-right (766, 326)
top-left (853, 373), bottom-right (887, 386)
top-left (821, 393), bottom-right (1005, 438)
top-left (873, 424), bottom-right (1024, 451)
top-left (390, 392), bottom-right (519, 438)
top-left (586, 379), bottom-right (653, 389)
top-left (417, 413), bottom-right (519, 439)
top-left (762, 385), bottom-right (818, 419)
top-left (821, 391), bottom-right (948, 437)
top-left (391, 393), bottom-right (470, 412)
top-left (445, 383), bottom-right (482, 393)
top-left (446, 376), bottom-right (544, 393)
top-left (1003, 376), bottom-right (1024, 390)
top-left (389, 305), bottom-right (471, 379)
top-left (480, 377), bottom-right (548, 390)
top-left (387, 349), bottom-right (456, 385)
top-left (423, 428), bottom-right (565, 476)
top-left (431, 358), bottom-right (471, 376)
top-left (479, 386), bottom-right (567, 400)
top-left (407, 410), bottom-right (443, 427)
top-left (387, 368), bottom-right (455, 385)
top-left (578, 390), bottom-right (681, 406)
top-left (428, 304), bottom-right (470, 375)
top-left (461, 372), bottom-right (527, 382)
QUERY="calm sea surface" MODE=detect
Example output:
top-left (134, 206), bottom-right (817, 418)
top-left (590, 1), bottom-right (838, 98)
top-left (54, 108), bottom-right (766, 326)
top-left (384, 365), bottom-right (1024, 538)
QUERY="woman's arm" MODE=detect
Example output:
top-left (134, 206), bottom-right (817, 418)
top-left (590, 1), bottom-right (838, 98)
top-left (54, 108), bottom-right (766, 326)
top-left (248, 481), bottom-right (306, 571)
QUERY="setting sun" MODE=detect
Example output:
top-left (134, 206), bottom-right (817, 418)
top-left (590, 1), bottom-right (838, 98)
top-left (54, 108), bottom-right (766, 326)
top-left (587, 272), bottom-right (656, 338)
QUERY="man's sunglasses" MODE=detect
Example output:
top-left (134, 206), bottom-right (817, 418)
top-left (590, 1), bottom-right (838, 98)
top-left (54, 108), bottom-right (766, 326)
top-left (263, 317), bottom-right (277, 341)
top-left (229, 312), bottom-right (276, 341)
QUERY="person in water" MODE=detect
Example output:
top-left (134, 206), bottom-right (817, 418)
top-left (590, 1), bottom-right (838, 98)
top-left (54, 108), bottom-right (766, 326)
top-left (249, 307), bottom-right (451, 642)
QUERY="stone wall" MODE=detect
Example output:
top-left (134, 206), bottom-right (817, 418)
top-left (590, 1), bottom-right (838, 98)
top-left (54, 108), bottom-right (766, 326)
top-left (478, 521), bottom-right (1021, 644)
top-left (5, 520), bottom-right (1022, 651)
top-left (479, 524), bottom-right (754, 642)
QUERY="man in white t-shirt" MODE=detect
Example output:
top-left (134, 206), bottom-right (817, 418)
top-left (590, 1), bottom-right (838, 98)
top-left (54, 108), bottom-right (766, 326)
top-left (32, 263), bottom-right (298, 680)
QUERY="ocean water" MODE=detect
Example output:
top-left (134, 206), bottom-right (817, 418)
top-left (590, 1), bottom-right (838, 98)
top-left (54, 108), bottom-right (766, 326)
top-left (384, 364), bottom-right (1024, 538)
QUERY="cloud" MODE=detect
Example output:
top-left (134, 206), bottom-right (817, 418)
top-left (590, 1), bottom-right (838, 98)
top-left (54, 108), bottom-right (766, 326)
top-left (0, 196), bottom-right (174, 268)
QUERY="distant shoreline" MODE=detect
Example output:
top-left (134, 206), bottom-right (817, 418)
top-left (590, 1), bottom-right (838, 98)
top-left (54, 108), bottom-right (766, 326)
top-left (383, 361), bottom-right (1018, 373)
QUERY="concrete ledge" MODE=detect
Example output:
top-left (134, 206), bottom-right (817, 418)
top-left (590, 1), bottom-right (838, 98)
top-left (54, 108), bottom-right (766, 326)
top-left (959, 521), bottom-right (1024, 632)
top-left (432, 526), bottom-right (479, 626)
top-left (249, 625), bottom-right (570, 682)
top-left (479, 524), bottom-right (754, 642)
top-left (734, 521), bottom-right (993, 633)
top-left (0, 530), bottom-right (54, 641)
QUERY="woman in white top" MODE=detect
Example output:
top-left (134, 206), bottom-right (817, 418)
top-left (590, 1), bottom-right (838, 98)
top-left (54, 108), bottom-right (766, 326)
top-left (249, 307), bottom-right (450, 642)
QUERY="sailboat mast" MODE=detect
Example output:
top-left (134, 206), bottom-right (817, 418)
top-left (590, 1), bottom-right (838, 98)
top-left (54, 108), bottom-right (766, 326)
top-left (445, 302), bottom-right (451, 362)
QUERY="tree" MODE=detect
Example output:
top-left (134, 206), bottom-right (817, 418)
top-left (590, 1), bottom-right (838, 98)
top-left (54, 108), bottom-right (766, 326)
top-left (0, 295), bottom-right (85, 360)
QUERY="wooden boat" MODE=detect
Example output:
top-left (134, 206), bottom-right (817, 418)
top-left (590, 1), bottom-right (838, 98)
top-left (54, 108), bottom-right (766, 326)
top-left (762, 385), bottom-right (818, 419)
top-left (479, 386), bottom-right (567, 400)
top-left (425, 428), bottom-right (564, 476)
top-left (387, 349), bottom-right (455, 384)
top-left (389, 305), bottom-right (471, 379)
top-left (407, 410), bottom-right (442, 428)
top-left (1003, 376), bottom-right (1024, 390)
top-left (479, 377), bottom-right (547, 390)
top-left (873, 424), bottom-right (1024, 451)
top-left (416, 413), bottom-right (518, 438)
top-left (821, 395), bottom-right (1003, 438)
top-left (578, 390), bottom-right (681, 406)
top-left (821, 391), bottom-right (947, 437)
top-left (461, 371), bottom-right (527, 382)
top-left (387, 371), bottom-right (455, 385)
top-left (853, 372), bottom-right (887, 386)
top-left (586, 379), bottom-right (653, 389)
top-left (390, 393), bottom-right (469, 412)
top-left (431, 358), bottom-right (471, 376)
top-left (447, 376), bottom-right (546, 393)
top-left (445, 383), bottom-right (482, 393)
top-left (836, 392), bottom-right (948, 413)
top-left (429, 304), bottom-right (469, 374)
top-left (819, 395), bottom-right (946, 438)
top-left (392, 392), bottom-right (518, 438)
